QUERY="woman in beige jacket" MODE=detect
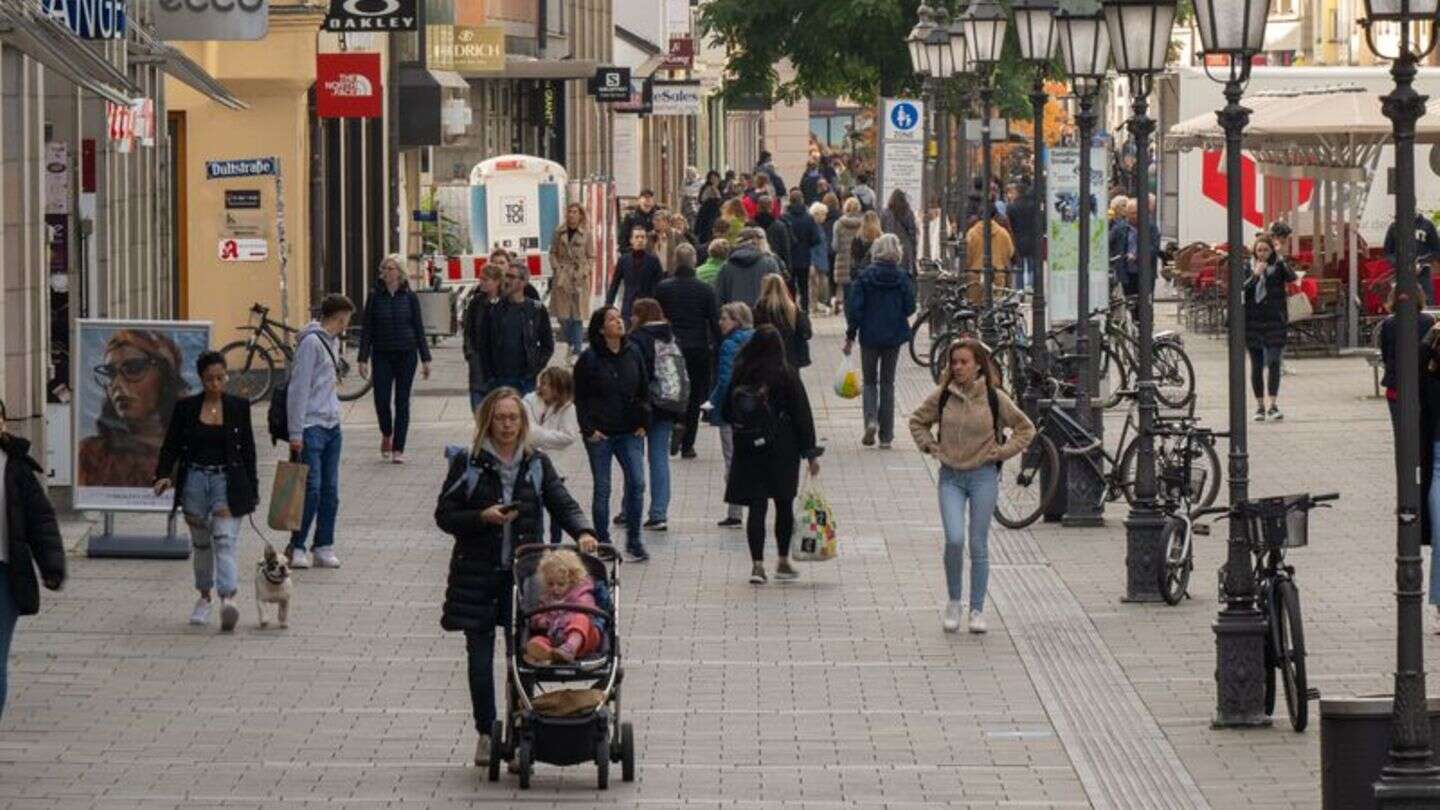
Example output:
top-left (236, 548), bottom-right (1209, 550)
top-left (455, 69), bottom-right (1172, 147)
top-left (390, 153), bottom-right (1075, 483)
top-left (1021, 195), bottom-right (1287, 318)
top-left (549, 203), bottom-right (594, 359)
top-left (909, 337), bottom-right (1035, 635)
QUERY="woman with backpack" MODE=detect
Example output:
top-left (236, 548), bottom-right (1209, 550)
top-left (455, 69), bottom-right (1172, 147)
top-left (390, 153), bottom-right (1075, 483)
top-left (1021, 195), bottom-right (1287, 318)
top-left (707, 302), bottom-right (755, 529)
top-left (573, 307), bottom-right (651, 562)
top-left (753, 274), bottom-right (812, 372)
top-left (627, 298), bottom-right (684, 532)
top-left (908, 339), bottom-right (1034, 635)
top-left (722, 325), bottom-right (822, 585)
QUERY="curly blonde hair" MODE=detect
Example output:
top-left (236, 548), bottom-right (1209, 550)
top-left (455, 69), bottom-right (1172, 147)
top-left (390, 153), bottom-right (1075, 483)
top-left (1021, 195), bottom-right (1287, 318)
top-left (538, 548), bottom-right (589, 592)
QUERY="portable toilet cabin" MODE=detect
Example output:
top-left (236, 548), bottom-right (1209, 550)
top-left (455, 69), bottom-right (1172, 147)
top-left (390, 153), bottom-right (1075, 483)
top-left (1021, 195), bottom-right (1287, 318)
top-left (464, 154), bottom-right (568, 293)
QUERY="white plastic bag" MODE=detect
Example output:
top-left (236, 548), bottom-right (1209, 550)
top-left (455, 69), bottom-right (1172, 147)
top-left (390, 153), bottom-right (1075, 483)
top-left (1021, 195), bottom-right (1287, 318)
top-left (793, 479), bottom-right (838, 562)
top-left (833, 352), bottom-right (861, 399)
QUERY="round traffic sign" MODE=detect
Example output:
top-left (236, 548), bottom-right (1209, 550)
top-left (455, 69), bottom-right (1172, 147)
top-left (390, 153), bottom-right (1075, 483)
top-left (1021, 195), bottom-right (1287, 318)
top-left (890, 101), bottom-right (919, 132)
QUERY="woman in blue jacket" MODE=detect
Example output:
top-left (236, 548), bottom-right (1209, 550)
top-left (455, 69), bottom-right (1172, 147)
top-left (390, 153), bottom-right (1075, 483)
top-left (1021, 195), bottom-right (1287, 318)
top-left (844, 234), bottom-right (916, 449)
top-left (359, 255), bottom-right (432, 464)
top-left (707, 301), bottom-right (754, 528)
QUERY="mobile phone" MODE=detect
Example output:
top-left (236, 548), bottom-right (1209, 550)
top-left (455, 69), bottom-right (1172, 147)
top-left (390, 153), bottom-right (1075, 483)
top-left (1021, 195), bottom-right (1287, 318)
top-left (498, 503), bottom-right (519, 515)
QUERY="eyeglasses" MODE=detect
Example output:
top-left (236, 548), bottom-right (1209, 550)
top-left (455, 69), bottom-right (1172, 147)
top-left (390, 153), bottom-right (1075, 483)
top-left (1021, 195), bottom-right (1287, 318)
top-left (94, 356), bottom-right (160, 387)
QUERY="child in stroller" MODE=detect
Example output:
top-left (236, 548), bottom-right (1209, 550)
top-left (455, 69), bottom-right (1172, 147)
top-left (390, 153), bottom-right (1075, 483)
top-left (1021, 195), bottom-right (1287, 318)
top-left (524, 548), bottom-right (602, 665)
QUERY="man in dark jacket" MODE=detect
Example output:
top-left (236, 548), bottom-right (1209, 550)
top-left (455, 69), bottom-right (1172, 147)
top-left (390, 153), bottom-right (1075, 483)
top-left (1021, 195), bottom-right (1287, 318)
top-left (755, 151), bottom-right (786, 200)
top-left (782, 190), bottom-right (821, 311)
top-left (716, 229), bottom-right (782, 307)
top-left (752, 197), bottom-right (792, 272)
top-left (1384, 213), bottom-right (1440, 299)
top-left (462, 266), bottom-right (502, 409)
top-left (606, 228), bottom-right (664, 321)
top-left (1005, 183), bottom-right (1042, 291)
top-left (0, 399), bottom-right (66, 720)
top-left (656, 243), bottom-right (722, 459)
top-left (799, 158), bottom-right (825, 205)
top-left (842, 234), bottom-right (916, 448)
top-left (618, 189), bottom-right (659, 246)
top-left (485, 262), bottom-right (555, 394)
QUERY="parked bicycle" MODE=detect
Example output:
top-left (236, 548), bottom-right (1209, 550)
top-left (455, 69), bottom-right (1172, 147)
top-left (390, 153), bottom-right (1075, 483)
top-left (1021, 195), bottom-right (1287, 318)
top-left (1191, 491), bottom-right (1337, 732)
top-left (1046, 296), bottom-right (1196, 410)
top-left (1153, 423), bottom-right (1228, 605)
top-left (220, 302), bottom-right (372, 404)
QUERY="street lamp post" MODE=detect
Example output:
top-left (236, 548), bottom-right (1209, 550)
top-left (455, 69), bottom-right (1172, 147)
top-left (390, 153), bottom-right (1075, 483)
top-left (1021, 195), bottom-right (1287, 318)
top-left (1193, 0), bottom-right (1271, 729)
top-left (907, 6), bottom-right (938, 271)
top-left (964, 0), bottom-right (1009, 345)
top-left (1104, 0), bottom-right (1176, 602)
top-left (1056, 7), bottom-right (1111, 527)
top-left (1013, 0), bottom-right (1059, 420)
top-left (927, 13), bottom-right (962, 263)
top-left (1359, 2), bottom-right (1440, 803)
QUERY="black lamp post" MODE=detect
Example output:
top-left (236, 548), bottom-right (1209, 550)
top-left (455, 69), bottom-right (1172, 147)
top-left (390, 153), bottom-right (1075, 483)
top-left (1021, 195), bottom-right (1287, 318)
top-left (1193, 0), bottom-right (1270, 729)
top-left (1103, 0), bottom-right (1176, 602)
top-left (1012, 0), bottom-right (1059, 421)
top-left (927, 12), bottom-right (962, 263)
top-left (1055, 6), bottom-right (1111, 527)
top-left (907, 5), bottom-right (938, 268)
top-left (964, 0), bottom-right (1009, 344)
top-left (1359, 3), bottom-right (1440, 803)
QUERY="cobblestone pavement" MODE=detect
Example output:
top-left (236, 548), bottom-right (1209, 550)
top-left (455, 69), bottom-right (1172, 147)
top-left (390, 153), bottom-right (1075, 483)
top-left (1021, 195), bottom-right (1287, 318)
top-left (0, 305), bottom-right (1433, 809)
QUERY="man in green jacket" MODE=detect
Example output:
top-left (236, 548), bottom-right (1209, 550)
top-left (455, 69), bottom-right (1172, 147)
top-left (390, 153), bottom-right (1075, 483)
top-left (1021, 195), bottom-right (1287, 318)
top-left (696, 238), bottom-right (730, 286)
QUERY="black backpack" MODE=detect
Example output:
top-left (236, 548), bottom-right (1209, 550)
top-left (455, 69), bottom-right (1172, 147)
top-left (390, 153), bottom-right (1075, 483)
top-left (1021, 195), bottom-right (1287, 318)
top-left (937, 380), bottom-right (1005, 468)
top-left (267, 333), bottom-right (337, 446)
top-left (728, 383), bottom-right (778, 452)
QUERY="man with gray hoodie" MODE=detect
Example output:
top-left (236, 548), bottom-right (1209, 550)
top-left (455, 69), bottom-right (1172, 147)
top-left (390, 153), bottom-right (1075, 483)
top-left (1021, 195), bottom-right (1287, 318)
top-left (714, 228), bottom-right (781, 307)
top-left (286, 294), bottom-right (355, 569)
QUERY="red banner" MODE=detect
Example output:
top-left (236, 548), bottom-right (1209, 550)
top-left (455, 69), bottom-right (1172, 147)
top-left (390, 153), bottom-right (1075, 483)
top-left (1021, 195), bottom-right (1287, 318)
top-left (316, 53), bottom-right (383, 119)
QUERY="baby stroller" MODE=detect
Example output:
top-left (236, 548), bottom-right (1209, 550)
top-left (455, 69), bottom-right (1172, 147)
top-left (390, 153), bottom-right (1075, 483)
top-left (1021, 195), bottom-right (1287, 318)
top-left (488, 543), bottom-right (635, 789)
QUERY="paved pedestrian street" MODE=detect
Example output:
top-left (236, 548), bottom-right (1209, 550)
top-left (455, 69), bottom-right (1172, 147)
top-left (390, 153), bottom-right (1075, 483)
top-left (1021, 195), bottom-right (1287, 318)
top-left (2, 309), bottom-right (1433, 809)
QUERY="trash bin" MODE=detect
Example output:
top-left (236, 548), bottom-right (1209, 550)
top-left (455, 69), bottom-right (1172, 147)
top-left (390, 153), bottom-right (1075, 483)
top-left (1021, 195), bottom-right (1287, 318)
top-left (1320, 695), bottom-right (1440, 810)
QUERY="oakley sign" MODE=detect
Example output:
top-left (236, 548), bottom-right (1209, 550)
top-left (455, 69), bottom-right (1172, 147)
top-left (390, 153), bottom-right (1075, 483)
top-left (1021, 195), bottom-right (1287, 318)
top-left (41, 0), bottom-right (126, 40)
top-left (154, 0), bottom-right (268, 40)
top-left (323, 0), bottom-right (417, 32)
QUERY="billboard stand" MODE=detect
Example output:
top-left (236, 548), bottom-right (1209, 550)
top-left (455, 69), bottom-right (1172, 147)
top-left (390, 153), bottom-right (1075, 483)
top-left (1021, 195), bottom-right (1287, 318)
top-left (85, 512), bottom-right (189, 559)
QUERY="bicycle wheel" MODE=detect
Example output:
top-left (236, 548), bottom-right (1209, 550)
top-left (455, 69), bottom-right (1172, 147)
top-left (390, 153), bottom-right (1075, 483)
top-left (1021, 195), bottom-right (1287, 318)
top-left (1115, 437), bottom-right (1142, 506)
top-left (1196, 439), bottom-right (1223, 508)
top-left (991, 342), bottom-right (1025, 401)
top-left (1153, 342), bottom-right (1197, 409)
top-left (219, 341), bottom-right (275, 404)
top-left (1273, 578), bottom-right (1309, 732)
top-left (909, 307), bottom-right (936, 367)
top-left (995, 433), bottom-right (1060, 529)
top-left (1100, 345), bottom-right (1128, 409)
top-left (335, 333), bottom-right (373, 402)
top-left (930, 331), bottom-right (957, 383)
top-left (1158, 517), bottom-right (1192, 606)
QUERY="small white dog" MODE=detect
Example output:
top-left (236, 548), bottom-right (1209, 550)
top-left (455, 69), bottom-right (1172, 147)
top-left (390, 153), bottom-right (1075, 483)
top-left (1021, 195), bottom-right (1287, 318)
top-left (254, 544), bottom-right (292, 628)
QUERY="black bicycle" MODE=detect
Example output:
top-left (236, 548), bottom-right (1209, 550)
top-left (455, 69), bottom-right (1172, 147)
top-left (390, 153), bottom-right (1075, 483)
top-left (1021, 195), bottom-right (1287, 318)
top-left (220, 302), bottom-right (372, 404)
top-left (1196, 491), bottom-right (1338, 732)
top-left (1154, 424), bottom-right (1227, 605)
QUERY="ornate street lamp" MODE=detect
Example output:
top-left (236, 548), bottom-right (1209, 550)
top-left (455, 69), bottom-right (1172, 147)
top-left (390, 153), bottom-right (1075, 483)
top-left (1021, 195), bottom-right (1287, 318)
top-left (907, 5), bottom-right (936, 75)
top-left (1102, 0), bottom-right (1176, 603)
top-left (963, 0), bottom-right (1008, 343)
top-left (1013, 0), bottom-right (1059, 422)
top-left (1358, 2), bottom-right (1440, 803)
top-left (908, 5), bottom-right (939, 266)
top-left (926, 12), bottom-right (959, 259)
top-left (1192, 0), bottom-right (1270, 730)
top-left (1055, 5), bottom-right (1110, 526)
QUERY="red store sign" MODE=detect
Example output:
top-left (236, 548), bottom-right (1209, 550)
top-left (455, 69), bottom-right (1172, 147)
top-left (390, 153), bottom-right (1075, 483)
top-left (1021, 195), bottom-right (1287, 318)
top-left (316, 52), bottom-right (383, 118)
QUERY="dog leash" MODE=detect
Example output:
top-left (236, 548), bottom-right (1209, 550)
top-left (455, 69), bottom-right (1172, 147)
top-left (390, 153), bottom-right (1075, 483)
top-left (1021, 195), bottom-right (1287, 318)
top-left (247, 514), bottom-right (281, 557)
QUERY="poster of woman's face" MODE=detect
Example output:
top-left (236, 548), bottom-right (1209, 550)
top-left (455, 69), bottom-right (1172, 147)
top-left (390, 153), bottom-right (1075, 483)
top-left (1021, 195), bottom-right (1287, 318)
top-left (73, 320), bottom-right (211, 511)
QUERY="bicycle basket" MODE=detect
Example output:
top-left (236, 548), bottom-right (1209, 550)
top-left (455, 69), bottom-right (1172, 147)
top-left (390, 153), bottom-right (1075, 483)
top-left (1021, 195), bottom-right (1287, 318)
top-left (1158, 451), bottom-right (1207, 502)
top-left (1239, 494), bottom-right (1311, 549)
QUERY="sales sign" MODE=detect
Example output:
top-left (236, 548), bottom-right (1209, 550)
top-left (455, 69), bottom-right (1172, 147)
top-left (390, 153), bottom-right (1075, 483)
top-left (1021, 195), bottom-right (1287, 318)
top-left (41, 0), bottom-right (126, 39)
top-left (650, 81), bottom-right (702, 116)
top-left (205, 157), bottom-right (276, 179)
top-left (322, 0), bottom-right (415, 31)
top-left (316, 53), bottom-right (383, 119)
top-left (591, 66), bottom-right (631, 103)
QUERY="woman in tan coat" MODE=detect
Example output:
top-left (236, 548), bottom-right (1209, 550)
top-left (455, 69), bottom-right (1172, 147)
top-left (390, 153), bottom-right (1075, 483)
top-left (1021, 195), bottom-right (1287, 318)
top-left (549, 203), bottom-right (594, 359)
top-left (909, 338), bottom-right (1034, 636)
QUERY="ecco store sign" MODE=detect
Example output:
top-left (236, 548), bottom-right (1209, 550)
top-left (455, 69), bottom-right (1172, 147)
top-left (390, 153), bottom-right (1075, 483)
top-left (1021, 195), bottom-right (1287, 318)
top-left (155, 0), bottom-right (269, 41)
top-left (323, 0), bottom-right (416, 32)
top-left (41, 0), bottom-right (126, 40)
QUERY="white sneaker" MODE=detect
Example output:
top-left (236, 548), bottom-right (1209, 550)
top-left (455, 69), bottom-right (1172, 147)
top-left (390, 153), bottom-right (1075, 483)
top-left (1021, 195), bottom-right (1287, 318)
top-left (289, 548), bottom-right (312, 569)
top-left (968, 609), bottom-right (988, 634)
top-left (189, 597), bottom-right (212, 625)
top-left (474, 734), bottom-right (491, 766)
top-left (219, 598), bottom-right (239, 633)
top-left (313, 548), bottom-right (341, 568)
top-left (943, 602), bottom-right (963, 633)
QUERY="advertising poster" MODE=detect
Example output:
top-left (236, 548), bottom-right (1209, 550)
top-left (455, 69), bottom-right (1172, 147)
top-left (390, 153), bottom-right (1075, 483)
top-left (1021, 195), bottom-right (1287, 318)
top-left (73, 320), bottom-right (211, 512)
top-left (1047, 147), bottom-right (1110, 323)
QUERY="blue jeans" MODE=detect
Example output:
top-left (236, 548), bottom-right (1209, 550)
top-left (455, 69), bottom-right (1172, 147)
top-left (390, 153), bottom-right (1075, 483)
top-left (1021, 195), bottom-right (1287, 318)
top-left (291, 425), bottom-right (342, 551)
top-left (937, 464), bottom-right (1000, 610)
top-left (182, 467), bottom-right (242, 597)
top-left (585, 433), bottom-right (646, 552)
top-left (561, 318), bottom-right (584, 355)
top-left (0, 567), bottom-right (17, 721)
top-left (646, 419), bottom-right (674, 522)
top-left (371, 349), bottom-right (419, 453)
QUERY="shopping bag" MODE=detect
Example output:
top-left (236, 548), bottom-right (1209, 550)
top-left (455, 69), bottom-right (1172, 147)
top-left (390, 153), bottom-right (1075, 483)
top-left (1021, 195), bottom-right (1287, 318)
top-left (1286, 291), bottom-right (1313, 322)
top-left (792, 480), bottom-right (838, 562)
top-left (833, 352), bottom-right (862, 399)
top-left (267, 460), bottom-right (309, 532)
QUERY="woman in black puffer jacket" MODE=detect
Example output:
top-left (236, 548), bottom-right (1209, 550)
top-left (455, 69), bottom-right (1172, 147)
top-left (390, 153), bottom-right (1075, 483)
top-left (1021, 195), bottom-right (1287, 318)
top-left (434, 387), bottom-right (595, 768)
top-left (1243, 236), bottom-right (1298, 421)
top-left (359, 255), bottom-right (433, 463)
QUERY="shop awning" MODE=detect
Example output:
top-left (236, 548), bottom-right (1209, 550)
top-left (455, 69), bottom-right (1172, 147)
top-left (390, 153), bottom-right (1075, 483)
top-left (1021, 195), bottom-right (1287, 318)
top-left (131, 27), bottom-right (247, 110)
top-left (460, 57), bottom-right (599, 81)
top-left (0, 7), bottom-right (137, 105)
top-left (432, 70), bottom-right (470, 91)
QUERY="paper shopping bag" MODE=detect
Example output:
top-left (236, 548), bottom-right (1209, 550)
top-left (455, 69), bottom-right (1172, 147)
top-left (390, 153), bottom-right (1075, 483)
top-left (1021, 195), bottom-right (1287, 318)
top-left (267, 460), bottom-right (309, 532)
